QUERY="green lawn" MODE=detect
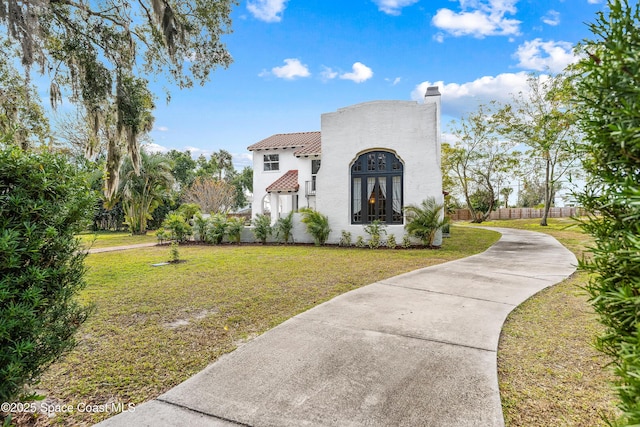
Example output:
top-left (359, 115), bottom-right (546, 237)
top-left (31, 226), bottom-right (499, 426)
top-left (464, 218), bottom-right (620, 426)
top-left (78, 231), bottom-right (158, 249)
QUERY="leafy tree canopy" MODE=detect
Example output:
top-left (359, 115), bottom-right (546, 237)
top-left (495, 73), bottom-right (581, 225)
top-left (0, 42), bottom-right (49, 148)
top-left (0, 0), bottom-right (236, 196)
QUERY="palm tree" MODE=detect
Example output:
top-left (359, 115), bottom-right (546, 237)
top-left (119, 150), bottom-right (174, 234)
top-left (211, 149), bottom-right (234, 180)
top-left (299, 208), bottom-right (331, 246)
top-left (404, 197), bottom-right (449, 247)
top-left (500, 187), bottom-right (513, 208)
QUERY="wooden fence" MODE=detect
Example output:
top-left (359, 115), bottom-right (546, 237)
top-left (449, 207), bottom-right (585, 221)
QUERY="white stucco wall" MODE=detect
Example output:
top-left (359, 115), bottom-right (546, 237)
top-left (250, 148), bottom-right (315, 224)
top-left (315, 99), bottom-right (443, 245)
top-left (247, 94), bottom-right (443, 246)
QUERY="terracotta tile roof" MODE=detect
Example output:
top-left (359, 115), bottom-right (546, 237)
top-left (247, 131), bottom-right (321, 152)
top-left (266, 170), bottom-right (299, 193)
top-left (294, 137), bottom-right (322, 157)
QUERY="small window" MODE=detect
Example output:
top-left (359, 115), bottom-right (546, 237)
top-left (264, 154), bottom-right (279, 171)
top-left (312, 159), bottom-right (321, 175)
top-left (367, 153), bottom-right (376, 171)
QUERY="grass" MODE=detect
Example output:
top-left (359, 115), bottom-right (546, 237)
top-left (464, 218), bottom-right (620, 426)
top-left (77, 231), bottom-right (158, 249)
top-left (24, 226), bottom-right (499, 426)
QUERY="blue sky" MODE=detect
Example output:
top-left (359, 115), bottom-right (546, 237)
top-left (143, 0), bottom-right (607, 169)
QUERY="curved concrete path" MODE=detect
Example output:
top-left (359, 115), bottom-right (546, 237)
top-left (87, 242), bottom-right (158, 254)
top-left (96, 227), bottom-right (577, 427)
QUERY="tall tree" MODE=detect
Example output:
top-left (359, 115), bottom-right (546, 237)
top-left (183, 176), bottom-right (235, 214)
top-left (574, 0), bottom-right (640, 422)
top-left (496, 73), bottom-right (580, 225)
top-left (500, 187), bottom-right (513, 208)
top-left (52, 110), bottom-right (108, 161)
top-left (0, 43), bottom-right (49, 149)
top-left (118, 150), bottom-right (174, 234)
top-left (440, 142), bottom-right (461, 211)
top-left (0, 0), bottom-right (235, 196)
top-left (227, 165), bottom-right (252, 209)
top-left (195, 153), bottom-right (218, 178)
top-left (446, 103), bottom-right (520, 223)
top-left (166, 149), bottom-right (197, 190)
top-left (518, 179), bottom-right (546, 208)
top-left (211, 149), bottom-right (234, 180)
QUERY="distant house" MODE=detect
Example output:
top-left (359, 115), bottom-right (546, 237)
top-left (248, 87), bottom-right (443, 245)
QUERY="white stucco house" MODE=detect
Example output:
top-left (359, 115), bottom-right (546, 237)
top-left (248, 86), bottom-right (443, 245)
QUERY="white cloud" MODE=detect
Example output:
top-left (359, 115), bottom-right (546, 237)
top-left (142, 142), bottom-right (169, 154)
top-left (247, 0), bottom-right (289, 23)
top-left (261, 58), bottom-right (311, 80)
top-left (371, 0), bottom-right (419, 16)
top-left (587, 0), bottom-right (603, 3)
top-left (320, 66), bottom-right (339, 81)
top-left (432, 0), bottom-right (521, 38)
top-left (542, 10), bottom-right (560, 26)
top-left (411, 72), bottom-right (533, 117)
top-left (514, 39), bottom-right (577, 73)
top-left (156, 126), bottom-right (169, 132)
top-left (233, 152), bottom-right (253, 169)
top-left (340, 62), bottom-right (374, 83)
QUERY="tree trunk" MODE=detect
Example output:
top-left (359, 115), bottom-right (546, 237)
top-left (541, 158), bottom-right (551, 226)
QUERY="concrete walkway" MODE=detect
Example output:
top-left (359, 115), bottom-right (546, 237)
top-left (95, 227), bottom-right (577, 427)
top-left (87, 242), bottom-right (158, 254)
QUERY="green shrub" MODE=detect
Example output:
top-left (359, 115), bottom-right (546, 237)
top-left (274, 211), bottom-right (294, 244)
top-left (386, 234), bottom-right (397, 249)
top-left (226, 217), bottom-right (244, 244)
top-left (355, 235), bottom-right (366, 248)
top-left (574, 1), bottom-right (640, 422)
top-left (364, 220), bottom-right (386, 249)
top-left (192, 213), bottom-right (209, 242)
top-left (339, 230), bottom-right (352, 247)
top-left (402, 234), bottom-right (412, 248)
top-left (162, 213), bottom-right (192, 242)
top-left (207, 213), bottom-right (228, 245)
top-left (175, 203), bottom-right (201, 221)
top-left (156, 227), bottom-right (169, 244)
top-left (299, 208), bottom-right (331, 246)
top-left (252, 214), bottom-right (272, 244)
top-left (404, 197), bottom-right (449, 247)
top-left (0, 146), bottom-right (95, 403)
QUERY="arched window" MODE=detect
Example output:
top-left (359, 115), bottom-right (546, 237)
top-left (351, 151), bottom-right (403, 224)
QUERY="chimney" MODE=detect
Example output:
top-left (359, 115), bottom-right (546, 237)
top-left (423, 85), bottom-right (442, 170)
top-left (424, 86), bottom-right (441, 98)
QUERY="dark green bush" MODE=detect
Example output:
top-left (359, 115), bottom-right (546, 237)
top-left (574, 1), bottom-right (640, 423)
top-left (0, 145), bottom-right (95, 404)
